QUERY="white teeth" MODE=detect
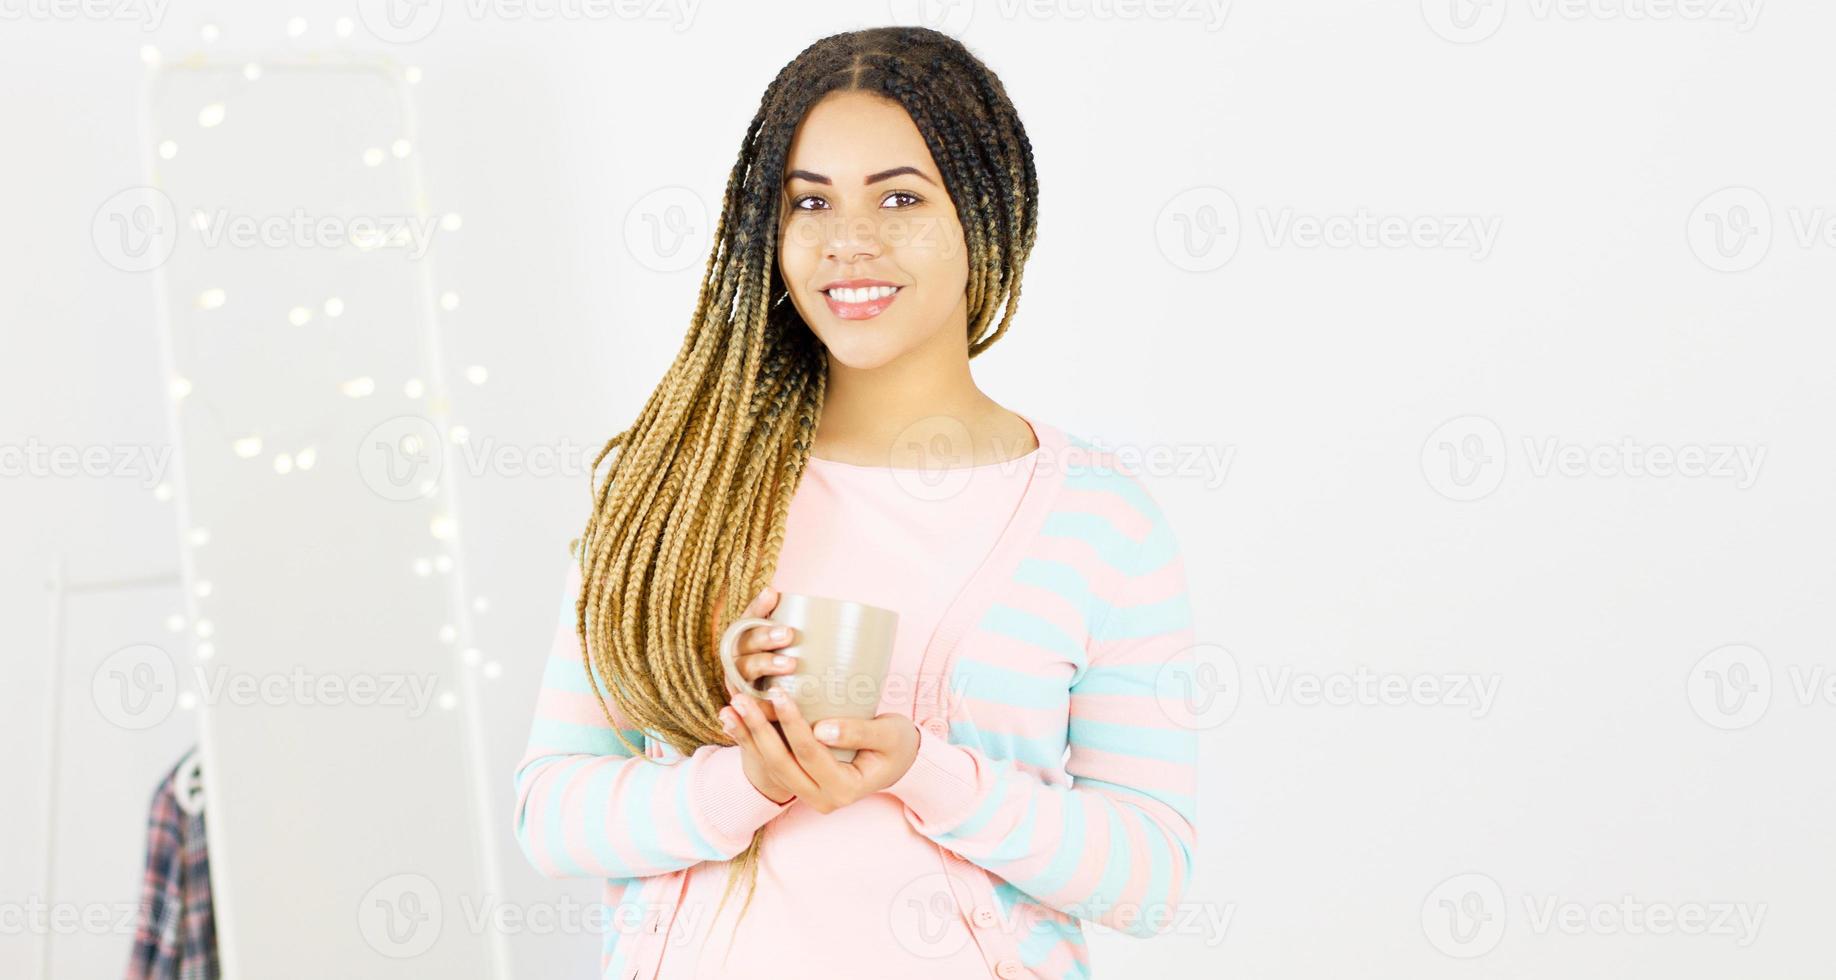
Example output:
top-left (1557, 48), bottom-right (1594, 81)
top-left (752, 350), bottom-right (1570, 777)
top-left (826, 285), bottom-right (898, 303)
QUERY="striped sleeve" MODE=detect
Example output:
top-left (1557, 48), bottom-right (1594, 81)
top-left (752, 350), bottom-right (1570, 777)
top-left (510, 558), bottom-right (793, 879)
top-left (882, 473), bottom-right (1199, 938)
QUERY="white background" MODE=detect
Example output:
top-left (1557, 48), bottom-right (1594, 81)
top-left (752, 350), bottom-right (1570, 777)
top-left (2, 1), bottom-right (1831, 978)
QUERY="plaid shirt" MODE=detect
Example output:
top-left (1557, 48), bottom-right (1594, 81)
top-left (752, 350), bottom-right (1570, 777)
top-left (125, 751), bottom-right (220, 980)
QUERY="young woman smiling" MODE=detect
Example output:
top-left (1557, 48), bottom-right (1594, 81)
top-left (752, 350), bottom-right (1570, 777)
top-left (514, 26), bottom-right (1198, 980)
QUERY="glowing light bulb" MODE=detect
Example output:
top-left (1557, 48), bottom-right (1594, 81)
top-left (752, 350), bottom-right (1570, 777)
top-left (404, 66), bottom-right (423, 84)
top-left (323, 297), bottom-right (344, 317)
top-left (439, 291), bottom-right (459, 311)
top-left (462, 647), bottom-right (481, 665)
top-left (198, 104), bottom-right (225, 128)
top-left (288, 305), bottom-right (312, 326)
top-left (273, 453), bottom-right (294, 474)
top-left (295, 446), bottom-right (317, 470)
top-left (196, 642), bottom-right (215, 660)
top-left (197, 288), bottom-right (225, 310)
top-left (335, 16), bottom-right (354, 37)
top-left (440, 212), bottom-right (462, 231)
top-left (153, 482), bottom-right (173, 502)
top-left (448, 425), bottom-right (470, 444)
top-left (362, 147), bottom-right (384, 167)
top-left (170, 377), bottom-right (192, 401)
top-left (232, 436), bottom-right (262, 458)
top-left (340, 376), bottom-right (375, 398)
top-left (404, 378), bottom-right (425, 398)
top-left (483, 661), bottom-right (503, 680)
top-left (158, 140), bottom-right (178, 160)
top-left (414, 558), bottom-right (432, 576)
top-left (200, 24), bottom-right (219, 42)
top-left (391, 139), bottom-right (412, 159)
top-left (195, 619), bottom-right (214, 638)
top-left (286, 16), bottom-right (307, 37)
top-left (243, 62), bottom-right (262, 81)
top-left (196, 580), bottom-right (213, 597)
top-left (463, 365), bottom-right (488, 386)
top-left (166, 613), bottom-right (186, 632)
top-left (140, 45), bottom-right (161, 67)
top-left (438, 691), bottom-right (457, 710)
top-left (187, 527), bottom-right (210, 547)
top-left (438, 624), bottom-right (457, 644)
top-left (430, 514), bottom-right (456, 540)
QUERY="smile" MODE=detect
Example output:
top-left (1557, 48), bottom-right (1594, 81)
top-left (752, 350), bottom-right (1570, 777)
top-left (822, 285), bottom-right (902, 320)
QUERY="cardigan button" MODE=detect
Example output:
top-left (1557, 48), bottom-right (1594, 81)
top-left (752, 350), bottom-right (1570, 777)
top-left (972, 906), bottom-right (998, 928)
top-left (923, 718), bottom-right (948, 737)
top-left (994, 958), bottom-right (1024, 978)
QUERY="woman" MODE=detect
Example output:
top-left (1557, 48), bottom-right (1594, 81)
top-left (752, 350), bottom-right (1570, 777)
top-left (513, 26), bottom-right (1197, 980)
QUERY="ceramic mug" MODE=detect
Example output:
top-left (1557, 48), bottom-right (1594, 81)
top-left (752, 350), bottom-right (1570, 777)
top-left (718, 593), bottom-right (898, 763)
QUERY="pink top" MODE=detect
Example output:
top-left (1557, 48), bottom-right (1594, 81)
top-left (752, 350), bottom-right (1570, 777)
top-left (513, 413), bottom-right (1198, 980)
top-left (663, 447), bottom-right (1039, 979)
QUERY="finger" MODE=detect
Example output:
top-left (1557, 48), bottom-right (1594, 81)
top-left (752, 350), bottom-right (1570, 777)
top-left (735, 650), bottom-right (799, 686)
top-left (727, 678), bottom-right (780, 722)
top-left (767, 690), bottom-right (859, 788)
top-left (741, 585), bottom-right (780, 618)
top-left (730, 692), bottom-right (816, 795)
top-left (739, 623), bottom-right (797, 657)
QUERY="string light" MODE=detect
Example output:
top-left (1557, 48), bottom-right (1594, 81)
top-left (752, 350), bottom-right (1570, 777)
top-left (404, 378), bottom-right (424, 398)
top-left (187, 527), bottom-right (210, 547)
top-left (158, 140), bottom-right (178, 160)
top-left (438, 625), bottom-right (457, 644)
top-left (272, 453), bottom-right (294, 474)
top-left (195, 619), bottom-right (215, 638)
top-left (153, 482), bottom-right (173, 502)
top-left (339, 376), bottom-right (375, 398)
top-left (295, 446), bottom-right (317, 470)
top-left (243, 63), bottom-right (262, 81)
top-left (437, 692), bottom-right (457, 711)
top-left (413, 558), bottom-right (433, 576)
top-left (232, 436), bottom-right (262, 458)
top-left (323, 297), bottom-right (344, 317)
top-left (482, 661), bottom-right (503, 681)
top-left (430, 514), bottom-right (455, 540)
top-left (196, 643), bottom-right (215, 661)
top-left (448, 425), bottom-right (469, 444)
top-left (404, 66), bottom-right (423, 84)
top-left (140, 45), bottom-right (161, 67)
top-left (195, 580), bottom-right (213, 598)
top-left (391, 139), bottom-right (412, 159)
top-left (166, 613), bottom-right (186, 632)
top-left (198, 103), bottom-right (225, 128)
top-left (463, 365), bottom-right (487, 385)
top-left (440, 213), bottom-right (462, 231)
top-left (335, 16), bottom-right (354, 37)
top-left (170, 377), bottom-right (192, 401)
top-left (196, 288), bottom-right (225, 310)
top-left (362, 147), bottom-right (384, 167)
top-left (288, 305), bottom-right (312, 326)
top-left (438, 291), bottom-right (459, 311)
top-left (199, 24), bottom-right (219, 43)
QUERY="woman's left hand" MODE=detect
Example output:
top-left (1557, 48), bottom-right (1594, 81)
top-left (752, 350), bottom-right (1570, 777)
top-left (722, 686), bottom-right (918, 814)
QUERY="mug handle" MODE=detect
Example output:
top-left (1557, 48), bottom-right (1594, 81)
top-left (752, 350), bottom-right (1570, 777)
top-left (718, 616), bottom-right (779, 701)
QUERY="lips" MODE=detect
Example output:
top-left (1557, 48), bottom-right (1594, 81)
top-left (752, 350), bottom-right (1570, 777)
top-left (820, 283), bottom-right (903, 320)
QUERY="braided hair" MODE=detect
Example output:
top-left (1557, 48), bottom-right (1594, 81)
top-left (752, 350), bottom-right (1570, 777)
top-left (569, 25), bottom-right (1039, 936)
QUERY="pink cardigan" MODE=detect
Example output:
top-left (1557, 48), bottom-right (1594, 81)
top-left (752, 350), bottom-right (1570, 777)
top-left (512, 415), bottom-right (1199, 979)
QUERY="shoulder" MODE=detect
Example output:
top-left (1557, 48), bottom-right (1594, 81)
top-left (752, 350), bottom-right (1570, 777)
top-left (1047, 423), bottom-right (1177, 543)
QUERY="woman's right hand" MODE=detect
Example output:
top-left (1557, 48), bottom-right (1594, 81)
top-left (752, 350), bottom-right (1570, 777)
top-left (719, 586), bottom-right (802, 804)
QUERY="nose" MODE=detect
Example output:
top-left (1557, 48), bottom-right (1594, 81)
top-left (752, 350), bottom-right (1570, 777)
top-left (819, 210), bottom-right (885, 265)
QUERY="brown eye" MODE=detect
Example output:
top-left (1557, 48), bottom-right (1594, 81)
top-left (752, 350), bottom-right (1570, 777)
top-left (791, 194), bottom-right (827, 211)
top-left (884, 191), bottom-right (921, 208)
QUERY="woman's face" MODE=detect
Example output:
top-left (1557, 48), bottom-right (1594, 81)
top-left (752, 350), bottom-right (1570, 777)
top-left (777, 90), bottom-right (969, 371)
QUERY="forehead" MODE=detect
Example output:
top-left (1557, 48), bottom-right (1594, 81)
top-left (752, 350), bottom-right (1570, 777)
top-left (784, 91), bottom-right (932, 175)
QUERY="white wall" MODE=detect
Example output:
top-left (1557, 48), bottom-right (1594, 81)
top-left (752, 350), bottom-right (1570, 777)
top-left (2, 1), bottom-right (1830, 978)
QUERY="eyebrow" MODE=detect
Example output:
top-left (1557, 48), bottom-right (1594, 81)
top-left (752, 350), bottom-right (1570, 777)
top-left (783, 165), bottom-right (935, 187)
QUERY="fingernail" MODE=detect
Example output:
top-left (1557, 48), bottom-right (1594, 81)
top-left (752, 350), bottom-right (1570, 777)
top-left (815, 721), bottom-right (838, 742)
top-left (767, 687), bottom-right (787, 704)
top-left (773, 655), bottom-right (793, 668)
top-left (771, 627), bottom-right (790, 640)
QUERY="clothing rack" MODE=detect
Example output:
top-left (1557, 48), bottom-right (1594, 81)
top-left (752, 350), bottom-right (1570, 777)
top-left (39, 555), bottom-right (200, 980)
